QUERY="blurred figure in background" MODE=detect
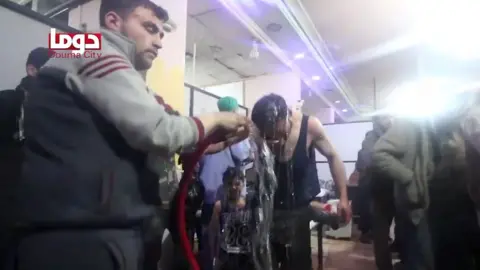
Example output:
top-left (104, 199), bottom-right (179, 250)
top-left (369, 116), bottom-right (408, 270)
top-left (373, 91), bottom-right (480, 270)
top-left (0, 47), bottom-right (50, 269)
top-left (167, 161), bottom-right (204, 270)
top-left (199, 96), bottom-right (251, 270)
top-left (372, 117), bottom-right (434, 270)
top-left (427, 92), bottom-right (480, 270)
top-left (351, 115), bottom-right (392, 243)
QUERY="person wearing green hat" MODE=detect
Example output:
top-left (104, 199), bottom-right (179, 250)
top-left (217, 96), bottom-right (239, 113)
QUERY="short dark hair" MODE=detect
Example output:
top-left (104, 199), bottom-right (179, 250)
top-left (223, 167), bottom-right (241, 185)
top-left (99, 0), bottom-right (169, 27)
top-left (26, 47), bottom-right (51, 69)
top-left (251, 93), bottom-right (288, 134)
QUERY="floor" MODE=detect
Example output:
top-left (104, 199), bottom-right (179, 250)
top-left (310, 227), bottom-right (378, 270)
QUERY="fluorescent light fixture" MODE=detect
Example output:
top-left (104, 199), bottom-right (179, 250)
top-left (342, 109), bottom-right (348, 112)
top-left (335, 100), bottom-right (340, 104)
top-left (260, 0), bottom-right (278, 4)
top-left (294, 53), bottom-right (305, 59)
top-left (312, 75), bottom-right (321, 81)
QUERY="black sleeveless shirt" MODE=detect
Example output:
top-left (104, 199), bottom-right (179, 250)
top-left (219, 200), bottom-right (253, 254)
top-left (274, 115), bottom-right (320, 210)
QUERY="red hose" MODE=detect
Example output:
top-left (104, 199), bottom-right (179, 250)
top-left (176, 140), bottom-right (211, 270)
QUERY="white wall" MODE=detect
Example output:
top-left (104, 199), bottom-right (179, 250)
top-left (68, 0), bottom-right (100, 31)
top-left (0, 5), bottom-right (51, 90)
top-left (244, 72), bottom-right (301, 114)
top-left (315, 122), bottom-right (373, 162)
top-left (314, 108), bottom-right (335, 124)
top-left (204, 81), bottom-right (244, 105)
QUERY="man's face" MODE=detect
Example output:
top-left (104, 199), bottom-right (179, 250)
top-left (264, 118), bottom-right (288, 143)
top-left (26, 64), bottom-right (39, 77)
top-left (121, 6), bottom-right (165, 70)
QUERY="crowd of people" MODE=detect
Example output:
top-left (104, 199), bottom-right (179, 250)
top-left (1, 0), bottom-right (480, 270)
top-left (353, 97), bottom-right (480, 270)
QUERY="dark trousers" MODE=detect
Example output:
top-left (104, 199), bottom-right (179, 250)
top-left (200, 203), bottom-right (215, 270)
top-left (216, 250), bottom-right (253, 270)
top-left (372, 198), bottom-right (395, 270)
top-left (402, 214), bottom-right (434, 270)
top-left (271, 219), bottom-right (312, 270)
top-left (373, 200), bottom-right (408, 269)
top-left (428, 187), bottom-right (480, 270)
top-left (357, 181), bottom-right (373, 234)
top-left (10, 228), bottom-right (143, 270)
top-left (0, 227), bottom-right (14, 270)
top-left (372, 177), bottom-right (406, 270)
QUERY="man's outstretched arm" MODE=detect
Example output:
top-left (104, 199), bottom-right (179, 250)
top-left (308, 117), bottom-right (348, 201)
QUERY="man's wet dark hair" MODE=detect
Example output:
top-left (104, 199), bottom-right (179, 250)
top-left (223, 167), bottom-right (241, 185)
top-left (99, 0), bottom-right (169, 27)
top-left (251, 93), bottom-right (288, 135)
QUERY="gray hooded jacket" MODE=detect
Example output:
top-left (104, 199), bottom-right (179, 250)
top-left (45, 28), bottom-right (204, 156)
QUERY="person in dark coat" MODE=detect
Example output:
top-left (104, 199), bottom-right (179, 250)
top-left (0, 47), bottom-right (50, 269)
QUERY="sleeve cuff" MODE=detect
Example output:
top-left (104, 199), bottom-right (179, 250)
top-left (191, 117), bottom-right (205, 142)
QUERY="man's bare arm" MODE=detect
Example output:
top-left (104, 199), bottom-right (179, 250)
top-left (308, 117), bottom-right (348, 200)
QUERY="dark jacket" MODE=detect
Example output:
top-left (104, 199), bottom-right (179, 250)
top-left (355, 122), bottom-right (385, 186)
top-left (0, 76), bottom-right (36, 148)
top-left (0, 76), bottom-right (36, 226)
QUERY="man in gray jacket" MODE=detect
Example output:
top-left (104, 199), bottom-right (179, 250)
top-left (355, 116), bottom-right (391, 244)
top-left (372, 118), bottom-right (435, 270)
top-left (12, 1), bottom-right (249, 270)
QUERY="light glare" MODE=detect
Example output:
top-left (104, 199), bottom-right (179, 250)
top-left (294, 53), bottom-right (305, 59)
top-left (414, 0), bottom-right (480, 60)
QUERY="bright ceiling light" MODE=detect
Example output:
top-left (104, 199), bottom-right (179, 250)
top-left (385, 77), bottom-right (463, 117)
top-left (413, 0), bottom-right (480, 60)
top-left (342, 109), bottom-right (348, 112)
top-left (294, 53), bottom-right (305, 60)
top-left (335, 100), bottom-right (340, 104)
top-left (259, 0), bottom-right (278, 4)
top-left (312, 75), bottom-right (321, 81)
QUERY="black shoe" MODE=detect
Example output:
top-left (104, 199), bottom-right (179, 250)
top-left (393, 261), bottom-right (404, 270)
top-left (359, 232), bottom-right (372, 244)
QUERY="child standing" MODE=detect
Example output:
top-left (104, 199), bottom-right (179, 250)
top-left (209, 167), bottom-right (255, 270)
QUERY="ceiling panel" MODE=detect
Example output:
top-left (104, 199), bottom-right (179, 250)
top-left (186, 16), bottom-right (239, 59)
top-left (196, 9), bottom-right (255, 48)
top-left (187, 0), bottom-right (222, 16)
top-left (187, 3), bottom-right (290, 86)
top-left (213, 69), bottom-right (243, 82)
top-left (341, 48), bottom-right (419, 109)
top-left (300, 0), bottom-right (413, 58)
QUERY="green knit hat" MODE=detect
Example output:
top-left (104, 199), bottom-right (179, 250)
top-left (217, 96), bottom-right (239, 112)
